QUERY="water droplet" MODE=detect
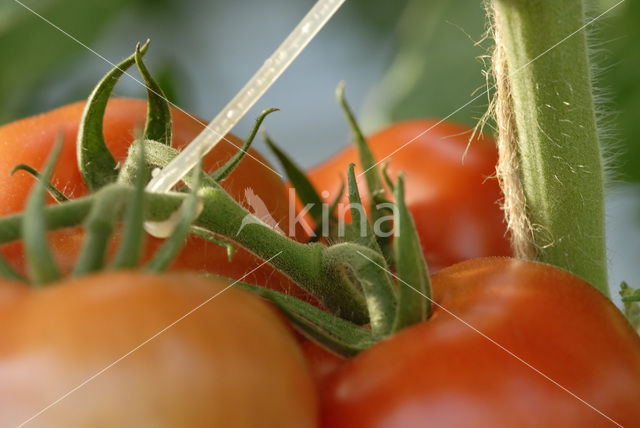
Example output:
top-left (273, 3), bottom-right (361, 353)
top-left (301, 22), bottom-right (311, 34)
top-left (151, 168), bottom-right (161, 178)
top-left (226, 110), bottom-right (236, 119)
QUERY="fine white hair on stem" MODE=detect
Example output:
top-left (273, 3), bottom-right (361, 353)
top-left (584, 0), bottom-right (624, 189)
top-left (477, 0), bottom-right (621, 261)
top-left (477, 2), bottom-right (537, 260)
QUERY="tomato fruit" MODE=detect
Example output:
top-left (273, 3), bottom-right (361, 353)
top-left (307, 120), bottom-right (511, 271)
top-left (301, 339), bottom-right (346, 389)
top-left (320, 258), bottom-right (640, 427)
top-left (0, 272), bottom-right (317, 427)
top-left (0, 99), bottom-right (307, 297)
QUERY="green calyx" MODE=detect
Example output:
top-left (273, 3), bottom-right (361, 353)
top-left (337, 83), bottom-right (395, 267)
top-left (77, 41), bottom-right (150, 191)
top-left (23, 137), bottom-right (64, 285)
top-left (0, 42), bottom-right (436, 358)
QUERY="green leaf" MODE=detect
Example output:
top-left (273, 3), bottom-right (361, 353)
top-left (135, 41), bottom-right (172, 146)
top-left (392, 173), bottom-right (431, 331)
top-left (338, 84), bottom-right (394, 265)
top-left (77, 41), bottom-right (149, 191)
top-left (11, 164), bottom-right (68, 203)
top-left (309, 180), bottom-right (345, 243)
top-left (23, 137), bottom-right (63, 285)
top-left (346, 163), bottom-right (380, 252)
top-left (264, 132), bottom-right (326, 229)
top-left (211, 108), bottom-right (278, 182)
top-left (72, 184), bottom-right (126, 276)
top-left (381, 162), bottom-right (395, 193)
top-left (238, 280), bottom-right (374, 357)
top-left (189, 227), bottom-right (235, 262)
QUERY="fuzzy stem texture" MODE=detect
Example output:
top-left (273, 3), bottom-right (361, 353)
top-left (0, 186), bottom-right (369, 322)
top-left (491, 0), bottom-right (608, 295)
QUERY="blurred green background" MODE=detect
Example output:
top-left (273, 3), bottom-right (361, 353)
top-left (1, 0), bottom-right (638, 297)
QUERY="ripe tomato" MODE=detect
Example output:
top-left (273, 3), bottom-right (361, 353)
top-left (300, 339), bottom-right (346, 390)
top-left (0, 272), bottom-right (317, 427)
top-left (320, 258), bottom-right (640, 427)
top-left (307, 120), bottom-right (511, 271)
top-left (0, 99), bottom-right (307, 296)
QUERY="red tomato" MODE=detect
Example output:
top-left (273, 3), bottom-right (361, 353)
top-left (307, 120), bottom-right (511, 271)
top-left (301, 340), bottom-right (346, 389)
top-left (0, 272), bottom-right (316, 426)
top-left (0, 99), bottom-right (307, 297)
top-left (320, 258), bottom-right (640, 427)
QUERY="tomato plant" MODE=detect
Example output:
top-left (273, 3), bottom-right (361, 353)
top-left (307, 119), bottom-right (511, 271)
top-left (0, 98), bottom-right (308, 297)
top-left (0, 272), bottom-right (317, 426)
top-left (319, 258), bottom-right (640, 427)
top-left (0, 15), bottom-right (636, 425)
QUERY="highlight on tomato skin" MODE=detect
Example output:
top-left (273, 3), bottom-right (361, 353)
top-left (319, 258), bottom-right (640, 428)
top-left (0, 272), bottom-right (318, 427)
top-left (307, 119), bottom-right (512, 272)
top-left (0, 98), bottom-right (311, 300)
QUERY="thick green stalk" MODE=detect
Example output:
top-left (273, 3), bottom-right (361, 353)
top-left (492, 0), bottom-right (608, 295)
top-left (194, 186), bottom-right (368, 322)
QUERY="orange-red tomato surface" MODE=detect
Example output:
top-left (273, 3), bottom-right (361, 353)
top-left (308, 120), bottom-right (511, 271)
top-left (0, 272), bottom-right (317, 427)
top-left (320, 258), bottom-right (640, 427)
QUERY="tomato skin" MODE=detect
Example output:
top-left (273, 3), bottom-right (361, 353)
top-left (307, 120), bottom-right (511, 271)
top-left (301, 340), bottom-right (346, 389)
top-left (0, 99), bottom-right (307, 297)
top-left (0, 272), bottom-right (317, 427)
top-left (320, 258), bottom-right (640, 427)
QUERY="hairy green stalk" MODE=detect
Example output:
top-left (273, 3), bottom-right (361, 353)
top-left (0, 184), bottom-right (369, 323)
top-left (491, 0), bottom-right (608, 295)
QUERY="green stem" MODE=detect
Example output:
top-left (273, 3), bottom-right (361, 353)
top-left (145, 181), bottom-right (202, 272)
top-left (0, 184), bottom-right (369, 323)
top-left (110, 144), bottom-right (148, 269)
top-left (492, 0), bottom-right (608, 295)
top-left (194, 186), bottom-right (368, 323)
